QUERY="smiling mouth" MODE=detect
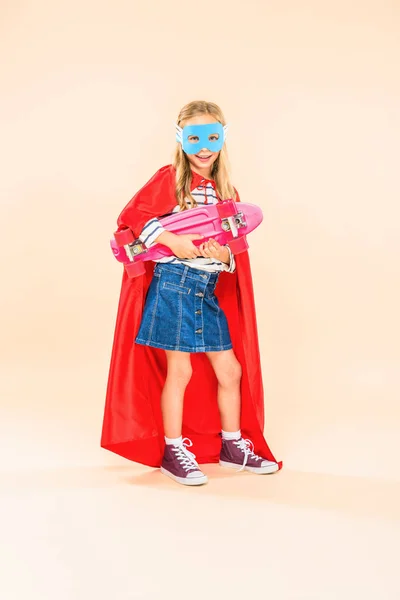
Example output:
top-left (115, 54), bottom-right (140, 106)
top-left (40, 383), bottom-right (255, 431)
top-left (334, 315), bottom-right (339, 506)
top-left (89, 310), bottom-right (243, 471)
top-left (196, 154), bottom-right (212, 160)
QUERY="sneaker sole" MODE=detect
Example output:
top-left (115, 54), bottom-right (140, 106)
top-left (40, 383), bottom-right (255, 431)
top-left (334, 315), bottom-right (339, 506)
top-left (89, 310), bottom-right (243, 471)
top-left (219, 460), bottom-right (279, 474)
top-left (160, 467), bottom-right (208, 486)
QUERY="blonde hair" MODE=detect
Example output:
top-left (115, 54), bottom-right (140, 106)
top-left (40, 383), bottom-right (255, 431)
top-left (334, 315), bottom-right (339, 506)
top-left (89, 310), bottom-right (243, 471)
top-left (173, 100), bottom-right (236, 210)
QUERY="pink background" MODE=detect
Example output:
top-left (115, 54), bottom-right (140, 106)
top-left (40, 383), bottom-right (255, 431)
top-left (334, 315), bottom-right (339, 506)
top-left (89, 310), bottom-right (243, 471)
top-left (1, 3), bottom-right (400, 599)
top-left (1, 1), bottom-right (399, 480)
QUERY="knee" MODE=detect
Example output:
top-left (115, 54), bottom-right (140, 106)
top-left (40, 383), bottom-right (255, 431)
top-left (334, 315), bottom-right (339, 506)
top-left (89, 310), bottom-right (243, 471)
top-left (167, 362), bottom-right (193, 387)
top-left (218, 360), bottom-right (242, 388)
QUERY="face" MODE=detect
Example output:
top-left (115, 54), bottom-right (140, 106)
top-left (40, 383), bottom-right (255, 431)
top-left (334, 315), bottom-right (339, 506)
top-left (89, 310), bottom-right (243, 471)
top-left (180, 114), bottom-right (222, 176)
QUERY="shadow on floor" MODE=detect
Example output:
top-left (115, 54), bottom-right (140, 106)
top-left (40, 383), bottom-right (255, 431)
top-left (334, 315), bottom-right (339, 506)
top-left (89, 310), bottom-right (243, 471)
top-left (125, 464), bottom-right (400, 521)
top-left (2, 464), bottom-right (399, 522)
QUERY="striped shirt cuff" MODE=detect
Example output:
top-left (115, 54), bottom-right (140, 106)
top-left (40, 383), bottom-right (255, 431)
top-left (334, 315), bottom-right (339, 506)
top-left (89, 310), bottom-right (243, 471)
top-left (138, 218), bottom-right (166, 247)
top-left (222, 244), bottom-right (236, 273)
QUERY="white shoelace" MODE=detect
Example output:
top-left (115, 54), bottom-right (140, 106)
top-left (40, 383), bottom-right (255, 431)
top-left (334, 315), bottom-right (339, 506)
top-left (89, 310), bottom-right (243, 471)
top-left (172, 438), bottom-right (200, 472)
top-left (234, 438), bottom-right (263, 471)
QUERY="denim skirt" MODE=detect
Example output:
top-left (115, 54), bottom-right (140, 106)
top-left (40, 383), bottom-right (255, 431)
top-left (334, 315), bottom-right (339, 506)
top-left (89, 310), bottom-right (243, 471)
top-left (135, 262), bottom-right (233, 353)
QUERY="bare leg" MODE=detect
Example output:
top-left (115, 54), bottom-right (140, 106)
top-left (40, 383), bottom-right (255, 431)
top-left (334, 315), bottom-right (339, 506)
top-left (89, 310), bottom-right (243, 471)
top-left (205, 349), bottom-right (242, 432)
top-left (161, 350), bottom-right (193, 438)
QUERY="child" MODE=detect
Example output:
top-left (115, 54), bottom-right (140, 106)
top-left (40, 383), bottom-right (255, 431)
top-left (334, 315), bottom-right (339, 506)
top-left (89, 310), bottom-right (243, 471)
top-left (101, 100), bottom-right (282, 485)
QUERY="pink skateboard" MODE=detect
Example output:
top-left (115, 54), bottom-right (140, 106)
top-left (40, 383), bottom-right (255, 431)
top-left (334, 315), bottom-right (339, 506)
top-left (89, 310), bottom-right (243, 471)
top-left (111, 199), bottom-right (263, 278)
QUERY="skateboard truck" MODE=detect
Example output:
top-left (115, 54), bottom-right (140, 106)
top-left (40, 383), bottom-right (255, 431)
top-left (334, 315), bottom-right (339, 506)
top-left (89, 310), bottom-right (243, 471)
top-left (113, 229), bottom-right (148, 257)
top-left (126, 239), bottom-right (147, 259)
top-left (216, 200), bottom-right (248, 243)
top-left (221, 211), bottom-right (246, 233)
top-left (112, 229), bottom-right (148, 276)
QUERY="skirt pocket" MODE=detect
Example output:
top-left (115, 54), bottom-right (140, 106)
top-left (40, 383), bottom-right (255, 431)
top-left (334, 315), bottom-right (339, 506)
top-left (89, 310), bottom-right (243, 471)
top-left (162, 281), bottom-right (191, 295)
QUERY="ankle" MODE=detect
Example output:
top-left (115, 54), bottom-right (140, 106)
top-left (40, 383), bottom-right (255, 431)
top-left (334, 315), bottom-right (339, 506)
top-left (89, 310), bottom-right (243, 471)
top-left (165, 435), bottom-right (183, 446)
top-left (221, 429), bottom-right (241, 441)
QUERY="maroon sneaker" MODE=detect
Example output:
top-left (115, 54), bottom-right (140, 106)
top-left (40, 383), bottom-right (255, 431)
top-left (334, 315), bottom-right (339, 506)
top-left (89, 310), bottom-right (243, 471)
top-left (220, 438), bottom-right (279, 474)
top-left (161, 438), bottom-right (208, 486)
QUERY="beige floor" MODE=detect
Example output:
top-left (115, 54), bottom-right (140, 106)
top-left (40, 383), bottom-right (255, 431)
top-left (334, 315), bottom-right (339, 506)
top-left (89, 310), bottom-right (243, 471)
top-left (1, 462), bottom-right (399, 600)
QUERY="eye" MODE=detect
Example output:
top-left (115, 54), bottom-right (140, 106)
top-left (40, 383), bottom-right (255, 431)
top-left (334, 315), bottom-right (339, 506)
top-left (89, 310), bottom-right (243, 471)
top-left (208, 134), bottom-right (220, 142)
top-left (188, 136), bottom-right (199, 143)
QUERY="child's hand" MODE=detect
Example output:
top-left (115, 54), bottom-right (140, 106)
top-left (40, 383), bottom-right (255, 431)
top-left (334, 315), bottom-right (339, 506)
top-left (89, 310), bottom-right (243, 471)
top-left (167, 233), bottom-right (204, 259)
top-left (199, 238), bottom-right (230, 264)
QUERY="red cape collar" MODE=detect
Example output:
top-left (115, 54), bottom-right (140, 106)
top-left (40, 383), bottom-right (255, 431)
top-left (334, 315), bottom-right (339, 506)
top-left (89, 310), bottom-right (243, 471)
top-left (189, 169), bottom-right (216, 191)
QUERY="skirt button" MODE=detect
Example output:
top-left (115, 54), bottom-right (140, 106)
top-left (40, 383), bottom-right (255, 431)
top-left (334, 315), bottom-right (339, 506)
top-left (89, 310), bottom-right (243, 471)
top-left (195, 328), bottom-right (203, 334)
top-left (195, 292), bottom-right (204, 297)
top-left (195, 310), bottom-right (201, 315)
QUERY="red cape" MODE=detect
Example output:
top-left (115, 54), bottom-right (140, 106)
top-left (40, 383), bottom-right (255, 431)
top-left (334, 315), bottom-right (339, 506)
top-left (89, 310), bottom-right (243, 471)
top-left (101, 165), bottom-right (282, 469)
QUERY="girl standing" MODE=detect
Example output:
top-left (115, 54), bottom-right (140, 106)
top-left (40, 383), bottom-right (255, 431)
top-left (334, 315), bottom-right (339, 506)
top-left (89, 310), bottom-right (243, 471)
top-left (101, 100), bottom-right (281, 485)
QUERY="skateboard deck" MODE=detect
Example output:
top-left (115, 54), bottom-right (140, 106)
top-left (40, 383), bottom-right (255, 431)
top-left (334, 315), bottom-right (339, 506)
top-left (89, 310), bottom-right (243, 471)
top-left (110, 199), bottom-right (263, 278)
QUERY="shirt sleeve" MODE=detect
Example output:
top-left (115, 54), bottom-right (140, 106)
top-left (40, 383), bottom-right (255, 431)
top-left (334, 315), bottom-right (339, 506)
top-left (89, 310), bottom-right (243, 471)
top-left (138, 217), bottom-right (166, 247)
top-left (221, 244), bottom-right (236, 273)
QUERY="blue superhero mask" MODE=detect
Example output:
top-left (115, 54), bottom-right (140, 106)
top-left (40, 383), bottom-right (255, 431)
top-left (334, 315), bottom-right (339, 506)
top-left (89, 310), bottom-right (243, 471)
top-left (175, 122), bottom-right (229, 155)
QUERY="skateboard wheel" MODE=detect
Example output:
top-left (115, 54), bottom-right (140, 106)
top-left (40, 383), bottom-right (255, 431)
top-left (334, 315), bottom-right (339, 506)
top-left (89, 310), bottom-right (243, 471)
top-left (217, 200), bottom-right (237, 219)
top-left (125, 260), bottom-right (146, 278)
top-left (114, 228), bottom-right (134, 246)
top-left (110, 239), bottom-right (126, 262)
top-left (228, 235), bottom-right (249, 255)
